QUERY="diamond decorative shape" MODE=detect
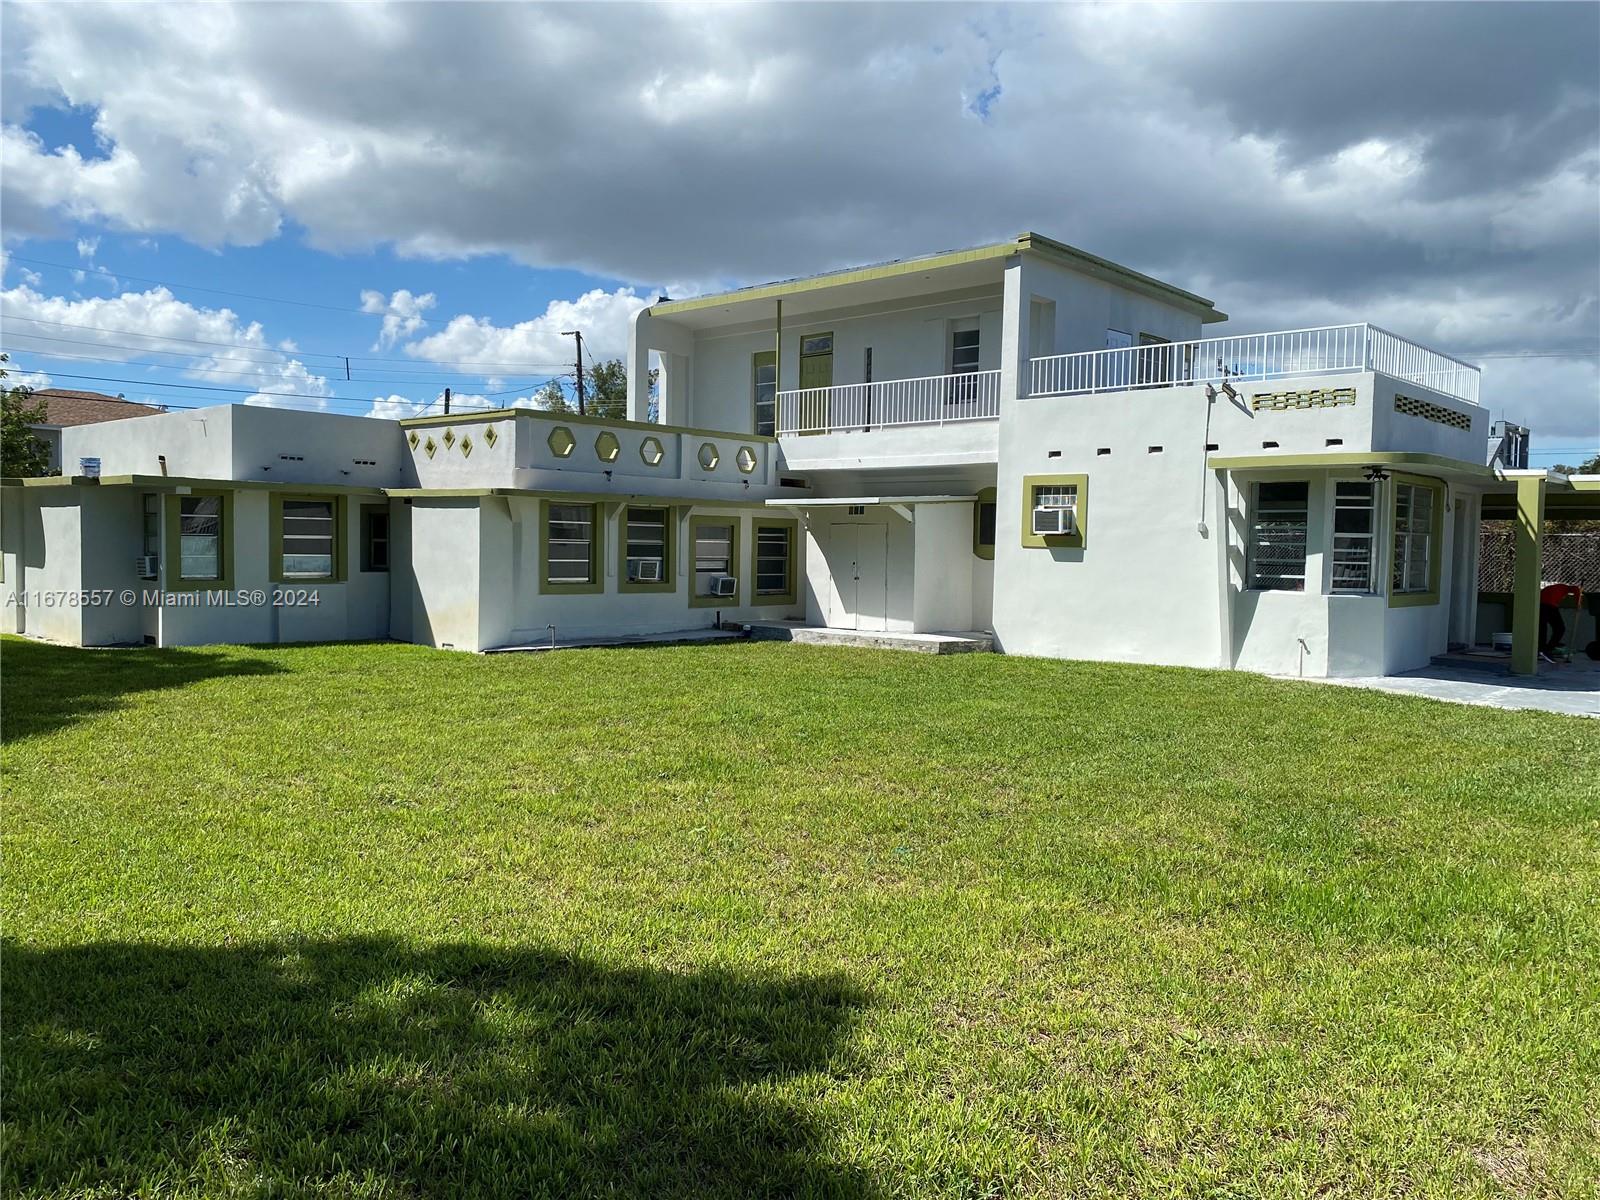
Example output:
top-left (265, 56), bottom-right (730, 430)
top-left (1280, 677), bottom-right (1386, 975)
top-left (697, 441), bottom-right (720, 471)
top-left (442, 428), bottom-right (456, 449)
top-left (735, 446), bottom-right (758, 474)
top-left (483, 425), bottom-right (499, 449)
top-left (460, 435), bottom-right (473, 458)
top-left (594, 430), bottom-right (621, 463)
top-left (424, 436), bottom-right (438, 459)
top-left (408, 431), bottom-right (421, 449)
top-left (547, 426), bottom-right (576, 458)
top-left (639, 436), bottom-right (665, 466)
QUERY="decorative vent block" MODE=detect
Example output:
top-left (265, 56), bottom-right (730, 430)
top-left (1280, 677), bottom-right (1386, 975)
top-left (1394, 393), bottom-right (1472, 430)
top-left (483, 425), bottom-right (499, 449)
top-left (547, 426), bottom-right (576, 458)
top-left (423, 436), bottom-right (438, 459)
top-left (1251, 387), bottom-right (1357, 412)
top-left (408, 431), bottom-right (420, 449)
top-left (594, 431), bottom-right (621, 462)
top-left (735, 446), bottom-right (758, 474)
top-left (460, 435), bottom-right (473, 458)
top-left (639, 436), bottom-right (665, 466)
top-left (442, 428), bottom-right (456, 449)
top-left (698, 441), bottom-right (720, 471)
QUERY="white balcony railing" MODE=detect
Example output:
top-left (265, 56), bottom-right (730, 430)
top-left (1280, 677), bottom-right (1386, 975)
top-left (1029, 323), bottom-right (1480, 405)
top-left (776, 369), bottom-right (1001, 435)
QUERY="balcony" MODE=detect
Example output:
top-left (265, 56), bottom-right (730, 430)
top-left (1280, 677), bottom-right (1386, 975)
top-left (776, 369), bottom-right (1000, 436)
top-left (1029, 323), bottom-right (1480, 405)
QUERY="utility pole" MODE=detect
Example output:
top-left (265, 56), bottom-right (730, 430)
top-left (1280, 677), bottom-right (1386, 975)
top-left (443, 386), bottom-right (451, 415)
top-left (562, 329), bottom-right (585, 415)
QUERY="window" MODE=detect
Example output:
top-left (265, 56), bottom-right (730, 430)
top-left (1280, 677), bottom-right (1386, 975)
top-left (179, 496), bottom-right (224, 580)
top-left (1393, 482), bottom-right (1436, 595)
top-left (752, 351), bottom-right (777, 437)
top-left (948, 321), bottom-right (981, 406)
top-left (1033, 483), bottom-right (1078, 512)
top-left (545, 502), bottom-right (598, 587)
top-left (623, 506), bottom-right (670, 589)
top-left (1019, 474), bottom-right (1088, 549)
top-left (1247, 481), bottom-right (1309, 591)
top-left (1136, 333), bottom-right (1173, 386)
top-left (973, 487), bottom-right (997, 561)
top-left (361, 506), bottom-right (390, 573)
top-left (1330, 482), bottom-right (1378, 593)
top-left (690, 518), bottom-right (737, 605)
top-left (281, 499), bottom-right (335, 578)
top-left (141, 494), bottom-right (159, 564)
top-left (754, 522), bottom-right (796, 603)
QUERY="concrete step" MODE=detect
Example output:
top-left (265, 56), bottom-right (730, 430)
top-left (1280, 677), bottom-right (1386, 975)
top-left (746, 623), bottom-right (993, 654)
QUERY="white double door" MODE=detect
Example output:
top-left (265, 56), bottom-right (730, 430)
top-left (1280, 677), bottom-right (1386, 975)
top-left (828, 523), bottom-right (888, 632)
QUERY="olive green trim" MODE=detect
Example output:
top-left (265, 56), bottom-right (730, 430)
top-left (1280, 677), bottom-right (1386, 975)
top-left (269, 492), bottom-right (349, 584)
top-left (752, 517), bottom-right (800, 607)
top-left (539, 498), bottom-right (605, 595)
top-left (1019, 473), bottom-right (1088, 549)
top-left (403, 407), bottom-right (778, 444)
top-left (1207, 451), bottom-right (1494, 478)
top-left (359, 502), bottom-right (390, 573)
top-left (1388, 472), bottom-right (1444, 609)
top-left (972, 486), bottom-right (997, 560)
top-left (1017, 232), bottom-right (1226, 322)
top-left (1510, 475), bottom-right (1545, 675)
top-left (163, 490), bottom-right (235, 592)
top-left (752, 349), bottom-right (776, 437)
top-left (687, 513), bottom-right (741, 608)
top-left (3, 473), bottom-right (384, 495)
top-left (617, 504), bottom-right (677, 594)
top-left (398, 411), bottom-right (512, 428)
top-left (387, 487), bottom-right (779, 509)
top-left (1569, 476), bottom-right (1600, 492)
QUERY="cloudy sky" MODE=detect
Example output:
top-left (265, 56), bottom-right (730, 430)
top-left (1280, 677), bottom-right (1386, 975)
top-left (1, 1), bottom-right (1596, 459)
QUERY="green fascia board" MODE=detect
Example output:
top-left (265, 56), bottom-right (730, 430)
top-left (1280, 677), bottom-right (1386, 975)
top-left (400, 408), bottom-right (778, 445)
top-left (1387, 472), bottom-right (1445, 609)
top-left (751, 517), bottom-right (800, 607)
top-left (617, 503), bottom-right (678, 594)
top-left (687, 513), bottom-right (741, 608)
top-left (3, 473), bottom-right (385, 496)
top-left (388, 487), bottom-right (779, 510)
top-left (1207, 451), bottom-right (1495, 479)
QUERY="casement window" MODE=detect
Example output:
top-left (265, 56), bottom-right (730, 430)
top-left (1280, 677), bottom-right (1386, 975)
top-left (545, 502), bottom-right (599, 587)
top-left (1392, 481), bottom-right (1436, 595)
top-left (361, 506), bottom-right (389, 573)
top-left (623, 506), bottom-right (670, 588)
top-left (754, 521), bottom-right (797, 604)
top-left (691, 518), bottom-right (737, 604)
top-left (1247, 481), bottom-right (1309, 591)
top-left (281, 499), bottom-right (336, 578)
top-left (179, 496), bottom-right (225, 581)
top-left (752, 350), bottom-right (777, 438)
top-left (1330, 481), bottom-right (1378, 594)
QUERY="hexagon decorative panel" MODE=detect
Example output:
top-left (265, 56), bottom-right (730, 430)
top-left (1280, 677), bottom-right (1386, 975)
top-left (483, 425), bottom-right (499, 449)
top-left (547, 426), bottom-right (576, 458)
top-left (735, 446), bottom-right (758, 474)
top-left (408, 431), bottom-right (420, 450)
top-left (423, 436), bottom-right (438, 459)
top-left (594, 430), bottom-right (621, 462)
top-left (639, 436), bottom-right (665, 466)
top-left (460, 435), bottom-right (474, 458)
top-left (442, 428), bottom-right (456, 449)
top-left (698, 441), bottom-right (720, 471)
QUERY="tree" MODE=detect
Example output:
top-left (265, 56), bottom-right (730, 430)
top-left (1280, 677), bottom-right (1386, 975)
top-left (1552, 453), bottom-right (1600, 475)
top-left (530, 377), bottom-right (573, 414)
top-left (1, 354), bottom-right (52, 478)
top-left (583, 357), bottom-right (656, 422)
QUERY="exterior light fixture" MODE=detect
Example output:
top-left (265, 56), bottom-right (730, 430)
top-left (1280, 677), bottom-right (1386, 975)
top-left (1363, 466), bottom-right (1390, 482)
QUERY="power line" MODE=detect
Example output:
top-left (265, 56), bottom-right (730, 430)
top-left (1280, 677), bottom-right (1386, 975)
top-left (14, 368), bottom-right (510, 413)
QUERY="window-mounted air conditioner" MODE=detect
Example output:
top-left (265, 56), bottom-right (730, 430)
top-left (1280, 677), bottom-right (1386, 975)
top-left (1032, 506), bottom-right (1078, 536)
top-left (136, 554), bottom-right (159, 579)
top-left (708, 574), bottom-right (738, 597)
top-left (632, 558), bottom-right (663, 582)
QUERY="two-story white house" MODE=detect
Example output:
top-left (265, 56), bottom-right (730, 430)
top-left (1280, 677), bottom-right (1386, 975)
top-left (6, 232), bottom-right (1592, 674)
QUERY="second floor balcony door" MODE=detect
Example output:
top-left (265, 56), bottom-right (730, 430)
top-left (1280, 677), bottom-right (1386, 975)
top-left (947, 320), bottom-right (981, 414)
top-left (799, 333), bottom-right (833, 434)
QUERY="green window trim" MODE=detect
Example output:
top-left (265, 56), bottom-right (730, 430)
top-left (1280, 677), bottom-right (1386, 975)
top-left (752, 517), bottom-right (800, 607)
top-left (618, 504), bottom-right (677, 594)
top-left (973, 486), bottom-right (997, 560)
top-left (270, 493), bottom-right (349, 584)
top-left (688, 513), bottom-right (741, 608)
top-left (360, 503), bottom-right (390, 573)
top-left (164, 490), bottom-right (236, 592)
top-left (540, 499), bottom-right (605, 594)
top-left (1019, 473), bottom-right (1088, 549)
top-left (1388, 472), bottom-right (1444, 608)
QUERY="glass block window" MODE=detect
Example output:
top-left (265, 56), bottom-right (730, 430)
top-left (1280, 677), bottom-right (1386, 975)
top-left (281, 499), bottom-right (335, 578)
top-left (1330, 481), bottom-right (1378, 594)
top-left (1393, 482), bottom-right (1436, 594)
top-left (1248, 481), bottom-right (1308, 591)
top-left (179, 496), bottom-right (223, 580)
top-left (624, 507), bottom-right (668, 585)
top-left (546, 503), bottom-right (596, 585)
top-left (694, 522), bottom-right (735, 597)
top-left (755, 525), bottom-right (792, 597)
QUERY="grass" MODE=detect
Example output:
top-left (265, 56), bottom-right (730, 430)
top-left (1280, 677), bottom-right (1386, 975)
top-left (3, 635), bottom-right (1598, 1198)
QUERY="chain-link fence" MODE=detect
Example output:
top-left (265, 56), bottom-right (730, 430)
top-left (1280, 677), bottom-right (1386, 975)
top-left (1480, 524), bottom-right (1600, 593)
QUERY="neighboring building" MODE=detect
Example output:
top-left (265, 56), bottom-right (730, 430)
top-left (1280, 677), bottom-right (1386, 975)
top-left (26, 389), bottom-right (167, 473)
top-left (4, 232), bottom-right (1595, 674)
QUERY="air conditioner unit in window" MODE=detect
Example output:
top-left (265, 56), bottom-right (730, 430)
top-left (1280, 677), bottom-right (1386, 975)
top-left (709, 574), bottom-right (738, 597)
top-left (136, 554), bottom-right (159, 579)
top-left (632, 557), bottom-right (663, 582)
top-left (1032, 506), bottom-right (1078, 536)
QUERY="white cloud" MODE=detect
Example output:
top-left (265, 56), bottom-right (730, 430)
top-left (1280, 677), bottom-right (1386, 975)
top-left (75, 235), bottom-right (98, 260)
top-left (359, 287), bottom-right (437, 349)
top-left (401, 287), bottom-right (646, 370)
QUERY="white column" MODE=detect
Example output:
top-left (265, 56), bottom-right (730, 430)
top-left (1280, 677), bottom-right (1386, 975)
top-left (626, 308), bottom-right (654, 422)
top-left (999, 253), bottom-right (1033, 404)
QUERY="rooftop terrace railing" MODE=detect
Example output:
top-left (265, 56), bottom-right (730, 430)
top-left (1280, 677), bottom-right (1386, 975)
top-left (1028, 323), bottom-right (1480, 405)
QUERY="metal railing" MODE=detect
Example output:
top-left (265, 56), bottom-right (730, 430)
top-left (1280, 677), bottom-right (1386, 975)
top-left (776, 368), bottom-right (1001, 435)
top-left (1028, 323), bottom-right (1480, 405)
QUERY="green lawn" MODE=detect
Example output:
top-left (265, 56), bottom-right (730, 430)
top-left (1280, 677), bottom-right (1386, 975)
top-left (3, 635), bottom-right (1598, 1198)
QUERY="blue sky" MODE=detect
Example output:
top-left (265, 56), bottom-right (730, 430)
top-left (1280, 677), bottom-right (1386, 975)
top-left (2, 2), bottom-right (1596, 459)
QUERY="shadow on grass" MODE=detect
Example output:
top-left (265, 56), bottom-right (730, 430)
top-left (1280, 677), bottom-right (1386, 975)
top-left (0, 637), bottom-right (285, 741)
top-left (3, 937), bottom-right (875, 1199)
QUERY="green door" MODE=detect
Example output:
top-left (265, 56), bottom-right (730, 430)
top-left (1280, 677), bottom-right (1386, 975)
top-left (798, 332), bottom-right (833, 434)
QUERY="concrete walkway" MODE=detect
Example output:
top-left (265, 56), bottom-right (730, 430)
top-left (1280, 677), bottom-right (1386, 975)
top-left (1316, 656), bottom-right (1600, 718)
